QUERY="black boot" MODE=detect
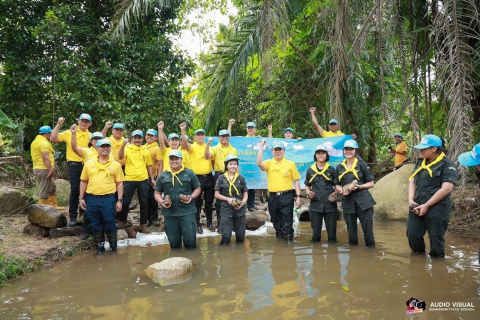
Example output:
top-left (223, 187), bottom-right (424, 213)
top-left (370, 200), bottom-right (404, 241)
top-left (106, 232), bottom-right (117, 253)
top-left (205, 206), bottom-right (215, 231)
top-left (195, 206), bottom-right (203, 234)
top-left (216, 202), bottom-right (221, 233)
top-left (93, 232), bottom-right (105, 255)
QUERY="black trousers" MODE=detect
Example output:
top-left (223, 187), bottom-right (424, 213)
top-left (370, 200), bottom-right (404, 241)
top-left (268, 193), bottom-right (294, 236)
top-left (147, 182), bottom-right (159, 222)
top-left (220, 204), bottom-right (246, 244)
top-left (344, 203), bottom-right (375, 246)
top-left (310, 210), bottom-right (337, 242)
top-left (118, 180), bottom-right (149, 224)
top-left (67, 162), bottom-right (85, 220)
top-left (195, 174), bottom-right (214, 223)
top-left (406, 211), bottom-right (449, 257)
top-left (247, 189), bottom-right (256, 210)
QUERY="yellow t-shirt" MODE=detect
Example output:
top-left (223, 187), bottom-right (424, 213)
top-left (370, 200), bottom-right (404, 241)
top-left (81, 158), bottom-right (125, 195)
top-left (58, 129), bottom-right (90, 162)
top-left (212, 143), bottom-right (237, 172)
top-left (321, 130), bottom-right (344, 138)
top-left (124, 145), bottom-right (153, 181)
top-left (262, 157), bottom-right (301, 192)
top-left (81, 147), bottom-right (114, 163)
top-left (108, 135), bottom-right (126, 166)
top-left (189, 142), bottom-right (213, 175)
top-left (0, 132), bottom-right (4, 147)
top-left (159, 146), bottom-right (189, 172)
top-left (144, 142), bottom-right (160, 176)
top-left (394, 141), bottom-right (408, 166)
top-left (31, 135), bottom-right (54, 169)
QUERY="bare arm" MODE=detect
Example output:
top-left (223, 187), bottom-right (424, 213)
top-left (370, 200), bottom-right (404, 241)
top-left (268, 125), bottom-right (273, 138)
top-left (116, 181), bottom-right (124, 212)
top-left (179, 122), bottom-right (190, 151)
top-left (227, 119), bottom-right (235, 135)
top-left (147, 165), bottom-right (155, 186)
top-left (294, 180), bottom-right (301, 208)
top-left (157, 121), bottom-right (166, 151)
top-left (41, 151), bottom-right (54, 178)
top-left (118, 140), bottom-right (127, 160)
top-left (157, 160), bottom-right (164, 175)
top-left (205, 137), bottom-right (214, 159)
top-left (101, 121), bottom-right (113, 138)
top-left (354, 180), bottom-right (374, 190)
top-left (256, 139), bottom-right (266, 170)
top-left (79, 180), bottom-right (88, 210)
top-left (50, 117), bottom-right (65, 142)
top-left (70, 125), bottom-right (84, 157)
top-left (309, 108), bottom-right (325, 136)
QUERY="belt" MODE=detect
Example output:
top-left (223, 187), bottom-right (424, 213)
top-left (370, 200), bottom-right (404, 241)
top-left (67, 161), bottom-right (83, 166)
top-left (85, 193), bottom-right (115, 198)
top-left (196, 174), bottom-right (212, 178)
top-left (214, 171), bottom-right (223, 175)
top-left (269, 190), bottom-right (294, 196)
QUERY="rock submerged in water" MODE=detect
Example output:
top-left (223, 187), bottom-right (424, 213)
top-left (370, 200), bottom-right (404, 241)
top-left (246, 214), bottom-right (265, 230)
top-left (145, 257), bottom-right (195, 286)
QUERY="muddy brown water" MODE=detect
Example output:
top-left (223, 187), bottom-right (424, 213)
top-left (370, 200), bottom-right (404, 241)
top-left (1, 221), bottom-right (479, 319)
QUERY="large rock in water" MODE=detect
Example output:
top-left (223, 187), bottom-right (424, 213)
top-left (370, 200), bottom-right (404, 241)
top-left (246, 214), bottom-right (265, 230)
top-left (369, 164), bottom-right (415, 221)
top-left (27, 204), bottom-right (68, 228)
top-left (0, 186), bottom-right (32, 215)
top-left (54, 179), bottom-right (70, 206)
top-left (145, 257), bottom-right (195, 286)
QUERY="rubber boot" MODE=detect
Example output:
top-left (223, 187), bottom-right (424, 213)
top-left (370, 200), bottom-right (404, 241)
top-left (48, 195), bottom-right (65, 210)
top-left (93, 232), bottom-right (105, 255)
top-left (205, 207), bottom-right (215, 231)
top-left (38, 198), bottom-right (49, 205)
top-left (196, 207), bottom-right (203, 234)
top-left (216, 202), bottom-right (221, 234)
top-left (139, 224), bottom-right (151, 234)
top-left (106, 232), bottom-right (117, 253)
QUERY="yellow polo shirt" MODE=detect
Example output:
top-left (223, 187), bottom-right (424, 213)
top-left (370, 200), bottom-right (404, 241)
top-left (189, 142), bottom-right (213, 175)
top-left (144, 142), bottom-right (160, 176)
top-left (212, 143), bottom-right (237, 172)
top-left (321, 130), bottom-right (344, 138)
top-left (108, 135), bottom-right (126, 166)
top-left (58, 129), bottom-right (90, 162)
top-left (81, 159), bottom-right (124, 195)
top-left (394, 141), bottom-right (408, 166)
top-left (81, 147), bottom-right (114, 163)
top-left (262, 157), bottom-right (301, 192)
top-left (124, 144), bottom-right (153, 181)
top-left (159, 147), bottom-right (189, 172)
top-left (31, 135), bottom-right (54, 169)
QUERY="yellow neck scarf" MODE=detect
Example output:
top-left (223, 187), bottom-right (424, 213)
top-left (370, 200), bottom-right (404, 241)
top-left (224, 172), bottom-right (240, 196)
top-left (309, 163), bottom-right (330, 183)
top-left (409, 152), bottom-right (445, 181)
top-left (93, 157), bottom-right (112, 176)
top-left (338, 158), bottom-right (359, 181)
top-left (169, 166), bottom-right (185, 186)
top-left (111, 136), bottom-right (124, 147)
top-left (145, 142), bottom-right (158, 149)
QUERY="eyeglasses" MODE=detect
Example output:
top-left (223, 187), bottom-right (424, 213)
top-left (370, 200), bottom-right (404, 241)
top-left (99, 145), bottom-right (111, 148)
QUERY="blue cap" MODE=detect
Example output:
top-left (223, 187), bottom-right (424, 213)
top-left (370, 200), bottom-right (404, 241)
top-left (168, 133), bottom-right (180, 140)
top-left (146, 129), bottom-right (158, 136)
top-left (194, 129), bottom-right (206, 135)
top-left (112, 123), bottom-right (125, 130)
top-left (39, 126), bottom-right (52, 134)
top-left (459, 143), bottom-right (480, 166)
top-left (218, 129), bottom-right (230, 136)
top-left (180, 135), bottom-right (190, 141)
top-left (131, 130), bottom-right (144, 138)
top-left (246, 122), bottom-right (256, 128)
top-left (413, 134), bottom-right (442, 149)
top-left (96, 139), bottom-right (111, 148)
top-left (224, 153), bottom-right (239, 164)
top-left (395, 133), bottom-right (404, 138)
top-left (272, 141), bottom-right (285, 149)
top-left (77, 113), bottom-right (92, 122)
top-left (283, 127), bottom-right (294, 133)
top-left (91, 132), bottom-right (104, 139)
top-left (344, 140), bottom-right (358, 149)
top-left (168, 149), bottom-right (183, 158)
top-left (328, 119), bottom-right (339, 125)
top-left (315, 144), bottom-right (328, 152)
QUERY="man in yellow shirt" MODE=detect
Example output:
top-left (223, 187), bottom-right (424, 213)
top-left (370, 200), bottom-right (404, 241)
top-left (390, 133), bottom-right (408, 168)
top-left (79, 139), bottom-right (124, 254)
top-left (101, 122), bottom-right (127, 168)
top-left (51, 114), bottom-right (92, 226)
top-left (118, 130), bottom-right (156, 233)
top-left (30, 126), bottom-right (64, 209)
top-left (144, 128), bottom-right (161, 227)
top-left (205, 129), bottom-right (238, 232)
top-left (257, 140), bottom-right (301, 241)
top-left (183, 126), bottom-right (215, 233)
top-left (309, 107), bottom-right (357, 139)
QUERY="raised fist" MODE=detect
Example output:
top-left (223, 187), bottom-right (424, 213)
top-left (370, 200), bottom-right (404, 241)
top-left (229, 119), bottom-right (235, 125)
top-left (70, 124), bottom-right (77, 132)
top-left (105, 121), bottom-right (113, 128)
top-left (57, 117), bottom-right (65, 125)
top-left (179, 122), bottom-right (186, 130)
top-left (157, 121), bottom-right (164, 130)
top-left (309, 107), bottom-right (316, 113)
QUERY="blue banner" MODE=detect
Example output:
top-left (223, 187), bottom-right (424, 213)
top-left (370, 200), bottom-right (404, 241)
top-left (207, 136), bottom-right (351, 189)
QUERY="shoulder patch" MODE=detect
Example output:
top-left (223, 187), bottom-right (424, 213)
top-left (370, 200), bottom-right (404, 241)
top-left (448, 167), bottom-right (457, 170)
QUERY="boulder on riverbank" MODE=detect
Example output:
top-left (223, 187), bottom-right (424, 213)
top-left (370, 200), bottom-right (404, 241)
top-left (54, 179), bottom-right (70, 207)
top-left (0, 186), bottom-right (32, 215)
top-left (369, 164), bottom-right (414, 221)
top-left (27, 204), bottom-right (68, 228)
top-left (145, 257), bottom-right (195, 286)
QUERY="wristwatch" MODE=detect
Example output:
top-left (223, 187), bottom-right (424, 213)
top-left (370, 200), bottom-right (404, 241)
top-left (117, 199), bottom-right (123, 202)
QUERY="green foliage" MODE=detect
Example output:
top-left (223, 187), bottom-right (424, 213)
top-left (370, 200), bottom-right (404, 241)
top-left (0, 254), bottom-right (43, 286)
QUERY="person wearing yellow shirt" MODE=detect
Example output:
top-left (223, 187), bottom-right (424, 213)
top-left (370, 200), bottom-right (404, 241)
top-left (70, 125), bottom-right (104, 162)
top-left (101, 122), bottom-right (127, 168)
top-left (157, 121), bottom-right (186, 173)
top-left (144, 128), bottom-right (161, 227)
top-left (118, 130), bottom-right (156, 234)
top-left (205, 129), bottom-right (237, 232)
top-left (51, 114), bottom-right (92, 227)
top-left (183, 125), bottom-right (215, 234)
top-left (257, 140), bottom-right (301, 241)
top-left (390, 133), bottom-right (408, 168)
top-left (309, 107), bottom-right (357, 139)
top-left (79, 139), bottom-right (124, 254)
top-left (31, 125), bottom-right (64, 209)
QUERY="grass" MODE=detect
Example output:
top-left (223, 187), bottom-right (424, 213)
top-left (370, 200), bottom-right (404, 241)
top-left (0, 254), bottom-right (44, 286)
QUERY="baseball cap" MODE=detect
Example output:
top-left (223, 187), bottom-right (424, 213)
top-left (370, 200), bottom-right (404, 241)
top-left (283, 127), bottom-right (294, 133)
top-left (131, 130), bottom-right (144, 138)
top-left (224, 153), bottom-right (239, 164)
top-left (194, 129), bottom-right (206, 135)
top-left (91, 132), bottom-right (104, 139)
top-left (168, 149), bottom-right (183, 158)
top-left (344, 140), bottom-right (358, 149)
top-left (395, 133), bottom-right (404, 138)
top-left (272, 141), bottom-right (285, 150)
top-left (458, 143), bottom-right (480, 166)
top-left (328, 119), bottom-right (339, 125)
top-left (219, 129), bottom-right (230, 136)
top-left (39, 126), bottom-right (52, 134)
top-left (77, 113), bottom-right (92, 122)
top-left (315, 144), bottom-right (328, 152)
top-left (112, 123), bottom-right (125, 130)
top-left (168, 133), bottom-right (180, 140)
top-left (246, 122), bottom-right (256, 128)
top-left (96, 139), bottom-right (111, 148)
top-left (146, 129), bottom-right (158, 136)
top-left (413, 134), bottom-right (442, 149)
